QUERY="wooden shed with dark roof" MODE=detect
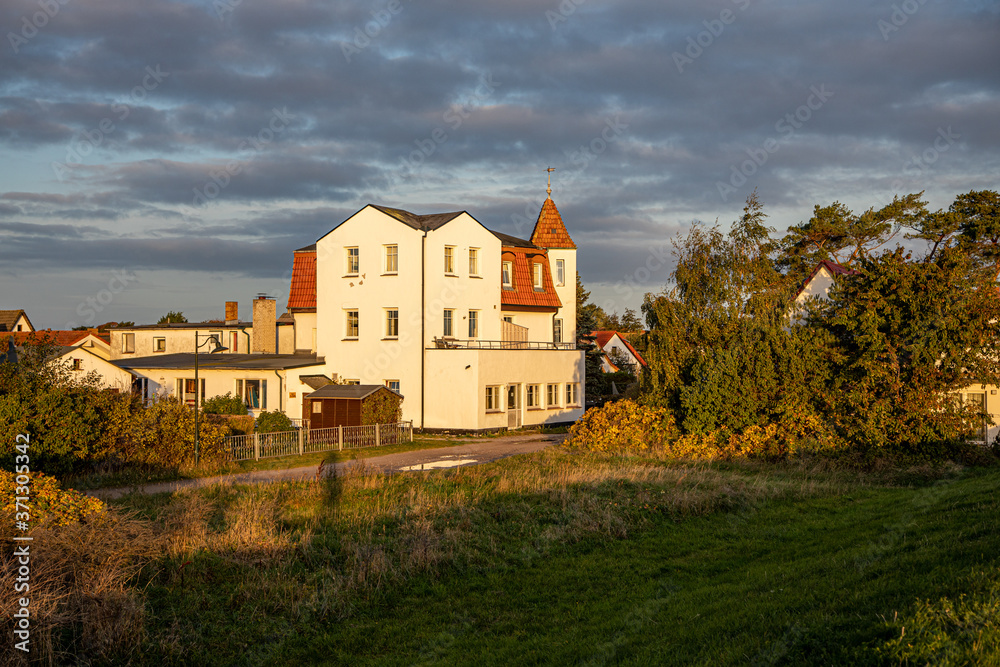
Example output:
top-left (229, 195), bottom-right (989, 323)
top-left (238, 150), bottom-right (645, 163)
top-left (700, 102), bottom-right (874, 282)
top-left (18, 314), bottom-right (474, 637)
top-left (303, 384), bottom-right (403, 428)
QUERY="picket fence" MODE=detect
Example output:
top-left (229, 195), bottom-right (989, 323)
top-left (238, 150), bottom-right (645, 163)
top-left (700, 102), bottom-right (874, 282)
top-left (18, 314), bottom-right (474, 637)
top-left (226, 421), bottom-right (414, 462)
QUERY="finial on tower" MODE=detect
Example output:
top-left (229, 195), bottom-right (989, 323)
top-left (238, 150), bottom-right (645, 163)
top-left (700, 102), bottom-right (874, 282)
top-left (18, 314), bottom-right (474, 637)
top-left (545, 167), bottom-right (555, 197)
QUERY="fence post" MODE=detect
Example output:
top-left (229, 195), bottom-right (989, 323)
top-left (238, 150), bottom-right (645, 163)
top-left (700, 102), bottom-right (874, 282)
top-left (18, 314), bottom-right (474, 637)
top-left (298, 427), bottom-right (305, 456)
top-left (409, 420), bottom-right (413, 442)
top-left (375, 423), bottom-right (380, 447)
top-left (253, 433), bottom-right (260, 461)
top-left (338, 425), bottom-right (343, 451)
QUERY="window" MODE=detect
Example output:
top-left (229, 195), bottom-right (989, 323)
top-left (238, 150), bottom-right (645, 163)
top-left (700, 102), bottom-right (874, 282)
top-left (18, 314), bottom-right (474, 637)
top-left (183, 378), bottom-right (206, 407)
top-left (345, 310), bottom-right (359, 338)
top-left (547, 384), bottom-right (560, 408)
top-left (443, 309), bottom-right (454, 337)
top-left (16, 324), bottom-right (22, 331)
top-left (343, 379), bottom-right (360, 385)
top-left (468, 310), bottom-right (479, 338)
top-left (236, 379), bottom-right (266, 410)
top-left (312, 401), bottom-right (322, 414)
top-left (486, 386), bottom-right (502, 412)
top-left (963, 392), bottom-right (988, 441)
top-left (566, 383), bottom-right (579, 406)
top-left (385, 309), bottom-right (399, 338)
top-left (444, 246), bottom-right (455, 274)
top-left (469, 248), bottom-right (479, 276)
top-left (385, 379), bottom-right (400, 393)
top-left (527, 384), bottom-right (541, 409)
top-left (503, 316), bottom-right (513, 323)
top-left (230, 331), bottom-right (239, 353)
top-left (122, 333), bottom-right (135, 353)
top-left (553, 318), bottom-right (563, 344)
top-left (346, 247), bottom-right (359, 275)
top-left (384, 244), bottom-right (398, 274)
top-left (556, 259), bottom-right (565, 286)
top-left (153, 337), bottom-right (166, 353)
top-left (210, 331), bottom-right (223, 347)
top-left (502, 261), bottom-right (513, 288)
top-left (71, 358), bottom-right (83, 371)
top-left (533, 263), bottom-right (543, 290)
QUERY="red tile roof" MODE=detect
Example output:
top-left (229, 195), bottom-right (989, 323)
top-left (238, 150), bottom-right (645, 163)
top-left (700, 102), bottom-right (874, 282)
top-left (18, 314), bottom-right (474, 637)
top-left (501, 246), bottom-right (562, 310)
top-left (530, 197), bottom-right (576, 249)
top-left (288, 249), bottom-right (317, 311)
top-left (0, 330), bottom-right (108, 347)
top-left (592, 330), bottom-right (647, 367)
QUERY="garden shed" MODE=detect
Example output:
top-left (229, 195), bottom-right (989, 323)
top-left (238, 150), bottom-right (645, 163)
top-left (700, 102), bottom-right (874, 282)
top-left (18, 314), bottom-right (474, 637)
top-left (303, 384), bottom-right (403, 428)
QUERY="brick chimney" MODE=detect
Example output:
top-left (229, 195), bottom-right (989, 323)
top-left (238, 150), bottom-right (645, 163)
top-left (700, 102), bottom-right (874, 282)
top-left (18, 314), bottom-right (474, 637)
top-left (225, 301), bottom-right (239, 325)
top-left (251, 295), bottom-right (276, 354)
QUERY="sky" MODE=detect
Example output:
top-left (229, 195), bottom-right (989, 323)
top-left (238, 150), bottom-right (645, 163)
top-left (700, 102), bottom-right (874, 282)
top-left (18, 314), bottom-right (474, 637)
top-left (1, 0), bottom-right (998, 330)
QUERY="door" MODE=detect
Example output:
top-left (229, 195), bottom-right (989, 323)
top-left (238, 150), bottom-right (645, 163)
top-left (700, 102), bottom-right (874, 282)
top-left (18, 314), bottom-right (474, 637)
top-left (507, 384), bottom-right (521, 429)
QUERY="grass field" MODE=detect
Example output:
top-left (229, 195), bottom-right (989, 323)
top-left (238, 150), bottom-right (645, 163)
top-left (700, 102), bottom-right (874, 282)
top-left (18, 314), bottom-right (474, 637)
top-left (17, 448), bottom-right (1000, 665)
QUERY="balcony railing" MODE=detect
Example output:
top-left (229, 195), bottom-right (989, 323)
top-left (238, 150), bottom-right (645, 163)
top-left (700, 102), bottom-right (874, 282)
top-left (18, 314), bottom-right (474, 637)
top-left (431, 337), bottom-right (577, 350)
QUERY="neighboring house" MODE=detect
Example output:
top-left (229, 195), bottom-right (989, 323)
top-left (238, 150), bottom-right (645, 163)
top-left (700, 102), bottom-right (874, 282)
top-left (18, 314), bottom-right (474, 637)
top-left (592, 330), bottom-right (646, 375)
top-left (0, 329), bottom-right (112, 359)
top-left (793, 259), bottom-right (997, 444)
top-left (113, 352), bottom-right (325, 417)
top-left (107, 298), bottom-right (294, 359)
top-left (1, 332), bottom-right (135, 392)
top-left (0, 310), bottom-right (34, 333)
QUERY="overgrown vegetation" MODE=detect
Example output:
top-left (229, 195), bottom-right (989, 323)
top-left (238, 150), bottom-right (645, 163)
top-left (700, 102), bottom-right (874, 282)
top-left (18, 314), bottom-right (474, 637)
top-left (624, 189), bottom-right (1000, 461)
top-left (255, 409), bottom-right (294, 433)
top-left (200, 392), bottom-right (247, 415)
top-left (5, 449), bottom-right (998, 665)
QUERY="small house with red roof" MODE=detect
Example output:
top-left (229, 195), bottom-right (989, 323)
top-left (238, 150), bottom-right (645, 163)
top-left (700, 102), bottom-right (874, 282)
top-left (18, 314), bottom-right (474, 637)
top-left (592, 330), bottom-right (647, 375)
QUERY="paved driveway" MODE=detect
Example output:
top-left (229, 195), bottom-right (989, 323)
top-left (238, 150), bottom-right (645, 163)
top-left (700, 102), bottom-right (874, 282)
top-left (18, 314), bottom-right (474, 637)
top-left (90, 432), bottom-right (566, 500)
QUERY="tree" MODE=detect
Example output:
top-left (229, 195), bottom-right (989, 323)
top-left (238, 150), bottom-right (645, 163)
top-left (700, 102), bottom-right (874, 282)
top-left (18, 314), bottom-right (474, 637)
top-left (954, 190), bottom-right (1000, 280)
top-left (576, 272), bottom-right (612, 397)
top-left (808, 245), bottom-right (1000, 450)
top-left (619, 308), bottom-right (644, 332)
top-left (157, 311), bottom-right (187, 324)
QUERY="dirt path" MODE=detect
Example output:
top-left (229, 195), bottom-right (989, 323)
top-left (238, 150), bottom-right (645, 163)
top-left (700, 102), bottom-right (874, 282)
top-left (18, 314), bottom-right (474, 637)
top-left (90, 432), bottom-right (567, 500)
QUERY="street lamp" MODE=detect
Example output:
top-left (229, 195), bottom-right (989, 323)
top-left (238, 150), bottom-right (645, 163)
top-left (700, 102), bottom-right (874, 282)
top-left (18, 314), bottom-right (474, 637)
top-left (194, 332), bottom-right (228, 466)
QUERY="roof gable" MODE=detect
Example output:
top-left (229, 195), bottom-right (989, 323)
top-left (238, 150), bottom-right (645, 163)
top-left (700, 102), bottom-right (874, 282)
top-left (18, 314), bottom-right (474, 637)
top-left (288, 248), bottom-right (317, 311)
top-left (529, 198), bottom-right (576, 249)
top-left (0, 310), bottom-right (33, 332)
top-left (0, 330), bottom-right (106, 347)
top-left (592, 330), bottom-right (647, 367)
top-left (794, 259), bottom-right (859, 301)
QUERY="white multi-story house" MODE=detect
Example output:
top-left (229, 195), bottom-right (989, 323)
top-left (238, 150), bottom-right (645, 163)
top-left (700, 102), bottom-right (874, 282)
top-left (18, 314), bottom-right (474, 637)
top-left (288, 195), bottom-right (585, 429)
top-left (99, 192), bottom-right (585, 430)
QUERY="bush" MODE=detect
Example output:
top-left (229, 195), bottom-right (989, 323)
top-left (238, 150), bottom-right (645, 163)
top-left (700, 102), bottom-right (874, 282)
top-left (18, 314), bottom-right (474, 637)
top-left (567, 399), bottom-right (677, 454)
top-left (255, 410), bottom-right (294, 433)
top-left (0, 470), bottom-right (106, 528)
top-left (201, 392), bottom-right (248, 415)
top-left (361, 390), bottom-right (403, 424)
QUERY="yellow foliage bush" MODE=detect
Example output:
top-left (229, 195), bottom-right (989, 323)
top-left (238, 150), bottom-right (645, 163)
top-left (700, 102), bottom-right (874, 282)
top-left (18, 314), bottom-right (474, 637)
top-left (0, 470), bottom-right (105, 529)
top-left (567, 399), bottom-right (678, 454)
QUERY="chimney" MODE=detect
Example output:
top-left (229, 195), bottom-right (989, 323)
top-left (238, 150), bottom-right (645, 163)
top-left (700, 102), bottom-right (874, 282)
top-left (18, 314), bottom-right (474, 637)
top-left (225, 301), bottom-right (239, 325)
top-left (251, 295), bottom-right (276, 354)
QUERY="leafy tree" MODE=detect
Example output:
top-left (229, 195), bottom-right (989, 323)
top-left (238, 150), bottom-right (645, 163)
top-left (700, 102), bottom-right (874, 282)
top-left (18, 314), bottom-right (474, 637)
top-left (808, 246), bottom-right (1000, 450)
top-left (619, 308), bottom-right (644, 332)
top-left (157, 311), bottom-right (188, 324)
top-left (953, 190), bottom-right (1000, 280)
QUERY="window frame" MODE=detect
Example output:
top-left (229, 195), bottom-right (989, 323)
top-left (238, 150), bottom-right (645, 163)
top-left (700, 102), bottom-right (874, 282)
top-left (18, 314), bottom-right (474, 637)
top-left (384, 244), bottom-right (398, 274)
top-left (444, 246), bottom-right (455, 275)
top-left (385, 379), bottom-right (401, 393)
top-left (556, 259), bottom-right (565, 286)
top-left (346, 246), bottom-right (360, 276)
top-left (502, 261), bottom-right (513, 288)
top-left (553, 318), bottom-right (563, 344)
top-left (385, 308), bottom-right (399, 339)
top-left (526, 384), bottom-right (542, 410)
top-left (443, 309), bottom-right (454, 337)
top-left (533, 262), bottom-right (543, 290)
top-left (345, 310), bottom-right (359, 339)
top-left (547, 383), bottom-right (560, 408)
top-left (469, 247), bottom-right (479, 276)
top-left (236, 378), bottom-right (267, 410)
top-left (566, 382), bottom-right (579, 406)
top-left (153, 337), bottom-right (166, 353)
top-left (122, 333), bottom-right (135, 354)
top-left (485, 385), bottom-right (502, 412)
top-left (468, 310), bottom-right (479, 339)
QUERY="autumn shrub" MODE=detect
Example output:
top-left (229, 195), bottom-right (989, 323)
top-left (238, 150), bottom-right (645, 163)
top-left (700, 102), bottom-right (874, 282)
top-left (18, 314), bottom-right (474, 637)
top-left (361, 390), bottom-right (403, 424)
top-left (566, 399), bottom-right (677, 454)
top-left (201, 391), bottom-right (248, 415)
top-left (0, 470), bottom-right (106, 528)
top-left (256, 409), bottom-right (294, 433)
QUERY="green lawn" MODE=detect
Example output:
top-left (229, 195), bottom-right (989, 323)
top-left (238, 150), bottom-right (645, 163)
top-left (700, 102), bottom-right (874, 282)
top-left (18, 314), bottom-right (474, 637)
top-left (108, 452), bottom-right (1000, 666)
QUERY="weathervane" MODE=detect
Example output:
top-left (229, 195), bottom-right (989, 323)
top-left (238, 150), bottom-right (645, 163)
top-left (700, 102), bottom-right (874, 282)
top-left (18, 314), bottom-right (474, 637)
top-left (545, 166), bottom-right (555, 196)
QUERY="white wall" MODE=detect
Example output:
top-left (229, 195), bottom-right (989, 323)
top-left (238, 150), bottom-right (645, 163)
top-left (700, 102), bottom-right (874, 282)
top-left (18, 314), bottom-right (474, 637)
top-left (292, 312), bottom-right (317, 352)
top-left (548, 247), bottom-right (577, 342)
top-left (60, 349), bottom-right (135, 391)
top-left (110, 326), bottom-right (254, 359)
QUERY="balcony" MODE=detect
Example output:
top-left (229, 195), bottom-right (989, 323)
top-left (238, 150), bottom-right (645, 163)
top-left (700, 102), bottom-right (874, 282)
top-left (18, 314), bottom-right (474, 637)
top-left (431, 337), bottom-right (576, 350)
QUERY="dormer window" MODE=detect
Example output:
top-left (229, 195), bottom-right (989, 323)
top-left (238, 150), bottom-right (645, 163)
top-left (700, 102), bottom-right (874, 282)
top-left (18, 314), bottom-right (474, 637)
top-left (502, 261), bottom-right (513, 288)
top-left (533, 263), bottom-right (543, 290)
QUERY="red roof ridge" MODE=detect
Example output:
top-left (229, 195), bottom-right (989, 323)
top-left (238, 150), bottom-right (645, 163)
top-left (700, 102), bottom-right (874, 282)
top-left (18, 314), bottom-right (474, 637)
top-left (794, 259), bottom-right (859, 300)
top-left (591, 330), bottom-right (646, 367)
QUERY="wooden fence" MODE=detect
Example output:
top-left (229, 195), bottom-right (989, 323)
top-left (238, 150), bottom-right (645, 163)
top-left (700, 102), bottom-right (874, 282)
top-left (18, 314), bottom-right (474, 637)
top-left (226, 421), bottom-right (414, 462)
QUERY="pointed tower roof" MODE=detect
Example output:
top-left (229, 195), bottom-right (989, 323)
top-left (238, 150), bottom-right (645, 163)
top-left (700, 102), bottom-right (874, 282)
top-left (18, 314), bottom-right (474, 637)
top-left (529, 197), bottom-right (576, 249)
